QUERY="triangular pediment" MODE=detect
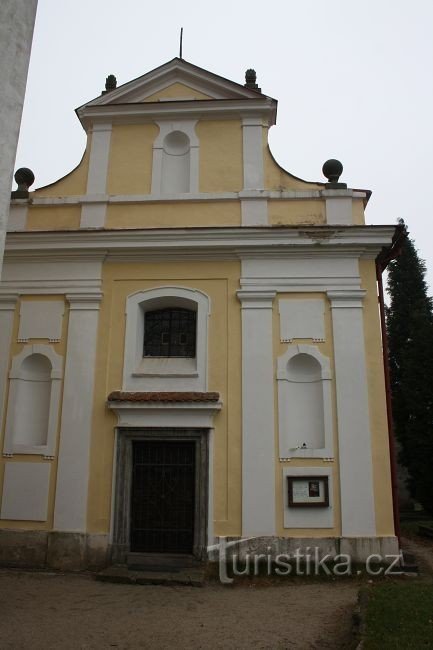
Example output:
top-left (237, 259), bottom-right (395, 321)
top-left (83, 58), bottom-right (271, 107)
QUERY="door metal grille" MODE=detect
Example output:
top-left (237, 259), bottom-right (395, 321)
top-left (130, 440), bottom-right (195, 554)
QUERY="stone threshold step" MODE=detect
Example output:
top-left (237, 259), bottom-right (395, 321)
top-left (95, 564), bottom-right (205, 587)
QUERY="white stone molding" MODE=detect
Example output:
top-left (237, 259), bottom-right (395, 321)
top-left (283, 466), bottom-right (334, 529)
top-left (240, 255), bottom-right (362, 294)
top-left (18, 300), bottom-right (64, 341)
top-left (0, 295), bottom-right (18, 430)
top-left (237, 290), bottom-right (276, 536)
top-left (108, 399), bottom-right (222, 428)
top-left (328, 289), bottom-right (376, 536)
top-left (80, 58), bottom-right (270, 106)
top-left (1, 462), bottom-right (50, 522)
top-left (279, 298), bottom-right (325, 342)
top-left (323, 190), bottom-right (353, 225)
top-left (277, 344), bottom-right (333, 459)
top-left (3, 226), bottom-right (396, 263)
top-left (7, 203), bottom-right (28, 231)
top-left (241, 198), bottom-right (268, 226)
top-left (3, 344), bottom-right (63, 456)
top-left (123, 286), bottom-right (210, 392)
top-left (53, 293), bottom-right (102, 532)
top-left (242, 117), bottom-right (264, 191)
top-left (0, 256), bottom-right (104, 297)
top-left (77, 98), bottom-right (276, 132)
top-left (151, 120), bottom-right (199, 195)
top-left (81, 123), bottom-right (112, 228)
top-left (22, 188), bottom-right (367, 207)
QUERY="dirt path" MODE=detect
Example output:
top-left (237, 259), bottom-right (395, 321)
top-left (0, 570), bottom-right (358, 649)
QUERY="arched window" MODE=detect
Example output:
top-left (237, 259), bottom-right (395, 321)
top-left (3, 345), bottom-right (63, 456)
top-left (277, 344), bottom-right (333, 459)
top-left (123, 287), bottom-right (210, 391)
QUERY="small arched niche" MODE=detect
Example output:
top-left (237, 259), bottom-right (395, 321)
top-left (161, 131), bottom-right (191, 193)
top-left (3, 345), bottom-right (63, 456)
top-left (285, 353), bottom-right (324, 450)
top-left (14, 354), bottom-right (52, 446)
top-left (277, 344), bottom-right (333, 458)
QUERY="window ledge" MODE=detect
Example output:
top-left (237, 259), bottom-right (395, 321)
top-left (132, 371), bottom-right (199, 378)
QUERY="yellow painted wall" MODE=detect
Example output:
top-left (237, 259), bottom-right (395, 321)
top-left (353, 199), bottom-right (366, 225)
top-left (33, 143), bottom-right (90, 197)
top-left (0, 296), bottom-right (69, 531)
top-left (264, 138), bottom-right (323, 191)
top-left (272, 293), bottom-right (342, 537)
top-left (105, 201), bottom-right (241, 228)
top-left (106, 123), bottom-right (158, 195)
top-left (144, 82), bottom-right (212, 102)
top-left (26, 206), bottom-right (81, 230)
top-left (269, 199), bottom-right (326, 226)
top-left (359, 259), bottom-right (395, 536)
top-left (86, 260), bottom-right (242, 537)
top-left (197, 120), bottom-right (243, 192)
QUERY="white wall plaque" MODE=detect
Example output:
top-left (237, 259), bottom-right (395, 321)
top-left (279, 299), bottom-right (325, 342)
top-left (1, 462), bottom-right (50, 521)
top-left (18, 301), bottom-right (64, 341)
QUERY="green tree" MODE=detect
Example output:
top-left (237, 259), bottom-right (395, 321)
top-left (386, 219), bottom-right (433, 515)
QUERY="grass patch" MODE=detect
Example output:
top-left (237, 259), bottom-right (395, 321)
top-left (363, 582), bottom-right (433, 649)
top-left (401, 519), bottom-right (433, 537)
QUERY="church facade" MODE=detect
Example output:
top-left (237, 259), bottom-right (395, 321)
top-left (0, 59), bottom-right (399, 570)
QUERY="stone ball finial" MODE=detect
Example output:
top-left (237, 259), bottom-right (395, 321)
top-left (322, 159), bottom-right (343, 183)
top-left (11, 167), bottom-right (35, 199)
top-left (14, 167), bottom-right (35, 191)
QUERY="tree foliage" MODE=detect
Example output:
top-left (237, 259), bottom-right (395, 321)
top-left (386, 219), bottom-right (433, 514)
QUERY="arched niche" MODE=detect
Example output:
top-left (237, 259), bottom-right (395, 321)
top-left (161, 131), bottom-right (191, 193)
top-left (277, 344), bottom-right (333, 459)
top-left (151, 120), bottom-right (199, 195)
top-left (3, 345), bottom-right (63, 456)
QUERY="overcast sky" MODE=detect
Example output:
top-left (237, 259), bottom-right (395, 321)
top-left (14, 0), bottom-right (433, 290)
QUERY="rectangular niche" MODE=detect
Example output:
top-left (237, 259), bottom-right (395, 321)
top-left (283, 467), bottom-right (333, 529)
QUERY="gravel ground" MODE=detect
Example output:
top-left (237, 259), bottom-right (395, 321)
top-left (0, 570), bottom-right (358, 649)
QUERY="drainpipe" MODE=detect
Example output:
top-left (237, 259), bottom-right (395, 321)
top-left (375, 225), bottom-right (405, 544)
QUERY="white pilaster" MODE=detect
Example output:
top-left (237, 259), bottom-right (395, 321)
top-left (323, 190), bottom-right (353, 225)
top-left (241, 198), bottom-right (268, 226)
top-left (53, 293), bottom-right (102, 531)
top-left (7, 203), bottom-right (28, 231)
top-left (237, 290), bottom-right (276, 536)
top-left (81, 123), bottom-right (112, 228)
top-left (242, 117), bottom-right (264, 191)
top-left (328, 290), bottom-right (376, 536)
top-left (0, 295), bottom-right (18, 427)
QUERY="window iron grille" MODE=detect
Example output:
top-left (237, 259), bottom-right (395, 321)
top-left (143, 307), bottom-right (196, 357)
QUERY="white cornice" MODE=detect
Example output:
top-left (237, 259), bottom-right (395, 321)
top-left (3, 226), bottom-right (396, 265)
top-left (17, 189), bottom-right (368, 208)
top-left (77, 98), bottom-right (276, 131)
